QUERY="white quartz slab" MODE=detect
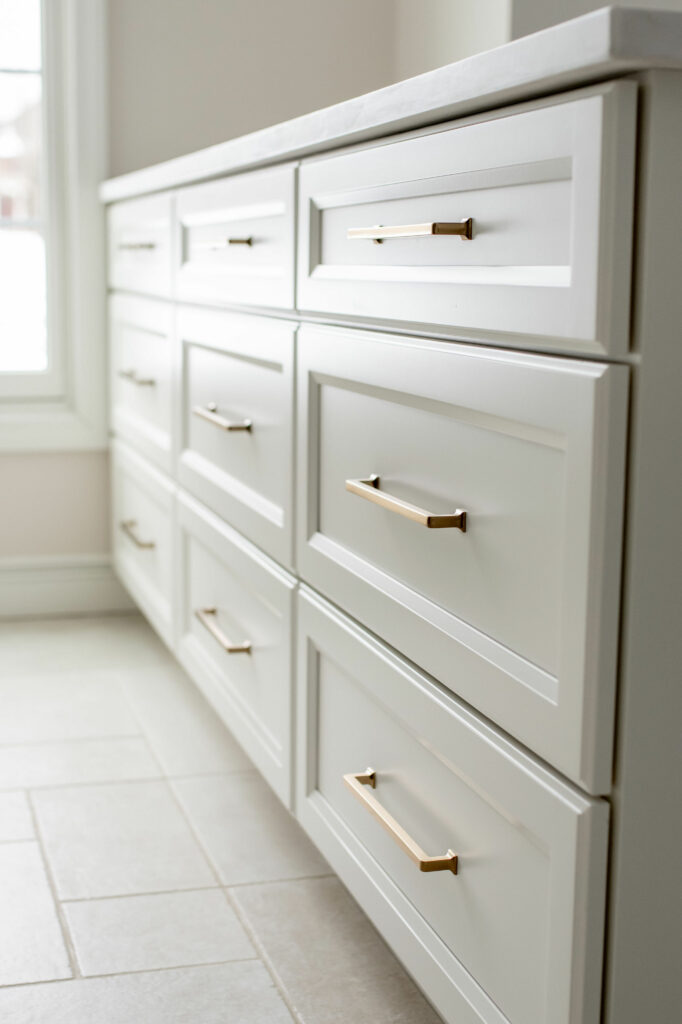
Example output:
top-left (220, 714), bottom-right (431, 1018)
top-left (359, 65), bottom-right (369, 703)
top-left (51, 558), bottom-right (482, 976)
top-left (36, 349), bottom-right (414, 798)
top-left (100, 6), bottom-right (682, 203)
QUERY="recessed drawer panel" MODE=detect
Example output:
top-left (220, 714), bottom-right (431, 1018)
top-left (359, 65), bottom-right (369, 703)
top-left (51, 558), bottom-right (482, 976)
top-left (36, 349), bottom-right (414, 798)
top-left (297, 589), bottom-right (608, 1024)
top-left (108, 193), bottom-right (173, 297)
top-left (297, 325), bottom-right (628, 793)
top-left (298, 83), bottom-right (636, 355)
top-left (177, 492), bottom-right (296, 804)
top-left (178, 307), bottom-right (294, 567)
top-left (110, 294), bottom-right (174, 473)
top-left (112, 441), bottom-right (175, 646)
top-left (176, 165), bottom-right (295, 310)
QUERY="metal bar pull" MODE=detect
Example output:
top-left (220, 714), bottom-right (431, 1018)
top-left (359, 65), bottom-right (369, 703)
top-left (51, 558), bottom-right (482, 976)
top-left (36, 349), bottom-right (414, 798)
top-left (118, 368), bottom-right (156, 387)
top-left (227, 236), bottom-right (253, 245)
top-left (117, 241), bottom-right (157, 250)
top-left (195, 607), bottom-right (251, 654)
top-left (347, 219), bottom-right (473, 243)
top-left (346, 475), bottom-right (466, 531)
top-left (344, 769), bottom-right (458, 875)
top-left (119, 519), bottom-right (155, 550)
top-left (192, 403), bottom-right (252, 432)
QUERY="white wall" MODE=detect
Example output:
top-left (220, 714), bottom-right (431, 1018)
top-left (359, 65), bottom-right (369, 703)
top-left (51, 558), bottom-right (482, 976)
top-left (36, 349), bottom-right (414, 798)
top-left (512, 0), bottom-right (682, 39)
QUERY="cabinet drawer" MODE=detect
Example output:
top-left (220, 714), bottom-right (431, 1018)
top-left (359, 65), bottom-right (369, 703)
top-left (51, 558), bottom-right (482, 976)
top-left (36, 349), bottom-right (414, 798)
top-left (108, 193), bottom-right (173, 297)
top-left (298, 83), bottom-right (636, 356)
top-left (178, 307), bottom-right (294, 567)
top-left (297, 325), bottom-right (628, 793)
top-left (297, 588), bottom-right (608, 1024)
top-left (176, 165), bottom-right (295, 310)
top-left (110, 295), bottom-right (175, 473)
top-left (112, 441), bottom-right (175, 646)
top-left (176, 492), bottom-right (295, 804)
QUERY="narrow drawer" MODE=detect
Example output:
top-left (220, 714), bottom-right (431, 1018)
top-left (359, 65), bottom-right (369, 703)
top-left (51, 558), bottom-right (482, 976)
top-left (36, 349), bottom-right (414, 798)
top-left (178, 307), bottom-right (294, 567)
top-left (297, 325), bottom-right (628, 793)
top-left (176, 492), bottom-right (296, 804)
top-left (112, 441), bottom-right (175, 646)
top-left (108, 193), bottom-right (173, 297)
top-left (110, 294), bottom-right (175, 473)
top-left (298, 82), bottom-right (636, 356)
top-left (297, 588), bottom-right (608, 1024)
top-left (175, 165), bottom-right (295, 310)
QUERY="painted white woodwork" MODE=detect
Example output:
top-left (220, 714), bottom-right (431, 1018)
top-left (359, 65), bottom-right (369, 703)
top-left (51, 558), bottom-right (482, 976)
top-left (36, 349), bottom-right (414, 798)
top-left (177, 308), bottom-right (295, 568)
top-left (109, 295), bottom-right (175, 474)
top-left (111, 440), bottom-right (175, 647)
top-left (298, 83), bottom-right (636, 355)
top-left (108, 193), bottom-right (174, 298)
top-left (175, 166), bottom-right (295, 311)
top-left (100, 7), bottom-right (682, 204)
top-left (175, 492), bottom-right (296, 805)
top-left (297, 324), bottom-right (628, 793)
top-left (296, 586), bottom-right (609, 1024)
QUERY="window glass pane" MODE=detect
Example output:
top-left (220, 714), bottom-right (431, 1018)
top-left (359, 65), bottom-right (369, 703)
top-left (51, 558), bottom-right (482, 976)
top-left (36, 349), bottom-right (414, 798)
top-left (0, 0), bottom-right (41, 71)
top-left (0, 71), bottom-right (41, 221)
top-left (0, 229), bottom-right (47, 371)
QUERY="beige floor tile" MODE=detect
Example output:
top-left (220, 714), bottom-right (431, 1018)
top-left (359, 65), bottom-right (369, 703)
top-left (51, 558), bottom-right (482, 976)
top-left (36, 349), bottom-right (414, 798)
top-left (0, 841), bottom-right (71, 986)
top-left (32, 780), bottom-right (215, 899)
top-left (64, 889), bottom-right (255, 976)
top-left (0, 790), bottom-right (34, 840)
top-left (173, 774), bottom-right (330, 885)
top-left (231, 876), bottom-right (443, 1024)
top-left (0, 961), bottom-right (293, 1023)
top-left (0, 737), bottom-right (161, 789)
top-left (122, 664), bottom-right (252, 776)
top-left (0, 671), bottom-right (139, 745)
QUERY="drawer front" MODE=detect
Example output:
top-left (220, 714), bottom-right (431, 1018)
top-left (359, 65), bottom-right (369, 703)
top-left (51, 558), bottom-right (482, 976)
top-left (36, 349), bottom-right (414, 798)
top-left (176, 165), bottom-right (295, 310)
top-left (108, 193), bottom-right (173, 297)
top-left (298, 82), bottom-right (636, 356)
top-left (110, 294), bottom-right (175, 473)
top-left (177, 307), bottom-right (294, 567)
top-left (176, 492), bottom-right (295, 804)
top-left (112, 441), bottom-right (175, 646)
top-left (297, 325), bottom-right (628, 793)
top-left (297, 588), bottom-right (608, 1024)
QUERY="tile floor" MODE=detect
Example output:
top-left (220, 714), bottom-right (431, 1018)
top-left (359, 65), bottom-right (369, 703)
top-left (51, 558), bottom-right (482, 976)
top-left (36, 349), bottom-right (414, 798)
top-left (0, 613), bottom-right (442, 1023)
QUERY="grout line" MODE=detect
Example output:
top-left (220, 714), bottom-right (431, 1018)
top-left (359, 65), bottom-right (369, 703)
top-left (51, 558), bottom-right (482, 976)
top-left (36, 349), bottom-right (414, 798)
top-left (0, 733), bottom-right (142, 750)
top-left (222, 872), bottom-right (335, 890)
top-left (0, 957), bottom-right (261, 991)
top-left (25, 791), bottom-right (82, 981)
top-left (60, 885), bottom-right (222, 905)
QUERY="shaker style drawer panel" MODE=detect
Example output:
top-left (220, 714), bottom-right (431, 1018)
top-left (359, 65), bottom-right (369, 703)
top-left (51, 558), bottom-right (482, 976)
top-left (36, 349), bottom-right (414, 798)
top-left (109, 294), bottom-right (175, 474)
top-left (112, 441), bottom-right (175, 647)
top-left (298, 82), bottom-right (636, 356)
top-left (175, 165), bottom-right (295, 310)
top-left (297, 325), bottom-right (628, 793)
top-left (108, 193), bottom-right (173, 297)
top-left (176, 492), bottom-right (296, 804)
top-left (177, 308), bottom-right (295, 567)
top-left (297, 589), bottom-right (608, 1024)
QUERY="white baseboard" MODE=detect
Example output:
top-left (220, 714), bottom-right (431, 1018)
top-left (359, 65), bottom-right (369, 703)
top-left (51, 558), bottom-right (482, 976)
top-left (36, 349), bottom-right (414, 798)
top-left (0, 554), bottom-right (135, 619)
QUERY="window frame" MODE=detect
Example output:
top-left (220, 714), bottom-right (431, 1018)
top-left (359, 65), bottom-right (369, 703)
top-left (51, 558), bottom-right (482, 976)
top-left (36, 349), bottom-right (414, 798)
top-left (0, 0), bottom-right (107, 449)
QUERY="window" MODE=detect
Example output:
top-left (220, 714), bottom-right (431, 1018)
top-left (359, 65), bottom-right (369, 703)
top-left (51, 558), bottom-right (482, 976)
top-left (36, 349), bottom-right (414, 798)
top-left (0, 0), bottom-right (106, 449)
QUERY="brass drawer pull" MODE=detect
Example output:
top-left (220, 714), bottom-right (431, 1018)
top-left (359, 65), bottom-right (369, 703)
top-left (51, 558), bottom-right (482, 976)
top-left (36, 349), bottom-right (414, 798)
top-left (118, 368), bottom-right (156, 387)
top-left (346, 475), bottom-right (467, 531)
top-left (192, 403), bottom-right (252, 432)
top-left (344, 769), bottom-right (458, 875)
top-left (195, 607), bottom-right (251, 654)
top-left (119, 519), bottom-right (155, 550)
top-left (117, 241), bottom-right (157, 250)
top-left (347, 220), bottom-right (473, 244)
top-left (192, 237), bottom-right (254, 252)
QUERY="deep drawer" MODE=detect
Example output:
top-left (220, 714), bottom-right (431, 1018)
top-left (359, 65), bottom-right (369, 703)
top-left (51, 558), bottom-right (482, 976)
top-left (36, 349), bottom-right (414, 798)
top-left (296, 587), bottom-right (608, 1024)
top-left (175, 164), bottom-right (295, 310)
top-left (297, 324), bottom-right (628, 793)
top-left (108, 193), bottom-right (173, 297)
top-left (176, 492), bottom-right (296, 804)
top-left (297, 82), bottom-right (636, 356)
top-left (177, 307), bottom-right (295, 567)
top-left (109, 294), bottom-right (175, 473)
top-left (111, 441), bottom-right (175, 646)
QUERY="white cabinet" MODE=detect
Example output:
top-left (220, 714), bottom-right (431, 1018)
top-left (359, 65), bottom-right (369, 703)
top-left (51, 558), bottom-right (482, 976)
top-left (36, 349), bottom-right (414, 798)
top-left (108, 193), bottom-right (173, 298)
